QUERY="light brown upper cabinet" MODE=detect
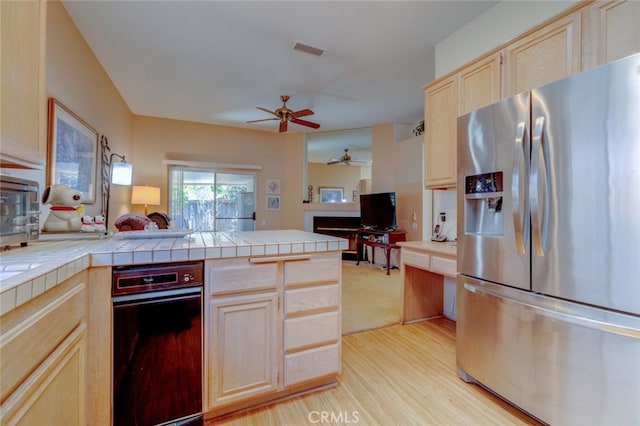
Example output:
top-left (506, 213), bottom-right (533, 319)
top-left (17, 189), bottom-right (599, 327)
top-left (424, 53), bottom-right (502, 189)
top-left (0, 0), bottom-right (47, 156)
top-left (424, 77), bottom-right (457, 189)
top-left (458, 52), bottom-right (503, 117)
top-left (581, 0), bottom-right (640, 70)
top-left (423, 1), bottom-right (639, 191)
top-left (503, 12), bottom-right (582, 97)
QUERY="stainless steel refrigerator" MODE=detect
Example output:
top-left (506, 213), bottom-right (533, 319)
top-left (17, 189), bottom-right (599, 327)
top-left (456, 52), bottom-right (640, 425)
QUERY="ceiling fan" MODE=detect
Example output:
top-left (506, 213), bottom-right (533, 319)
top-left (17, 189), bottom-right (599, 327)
top-left (246, 95), bottom-right (320, 133)
top-left (327, 149), bottom-right (369, 166)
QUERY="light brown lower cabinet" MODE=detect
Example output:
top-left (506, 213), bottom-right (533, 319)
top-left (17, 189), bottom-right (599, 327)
top-left (209, 292), bottom-right (280, 406)
top-left (0, 251), bottom-right (342, 423)
top-left (0, 271), bottom-right (88, 425)
top-left (205, 252), bottom-right (342, 419)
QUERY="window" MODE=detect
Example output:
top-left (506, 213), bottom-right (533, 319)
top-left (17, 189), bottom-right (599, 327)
top-left (168, 166), bottom-right (255, 232)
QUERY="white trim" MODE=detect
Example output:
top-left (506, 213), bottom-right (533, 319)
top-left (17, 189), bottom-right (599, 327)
top-left (162, 159), bottom-right (262, 170)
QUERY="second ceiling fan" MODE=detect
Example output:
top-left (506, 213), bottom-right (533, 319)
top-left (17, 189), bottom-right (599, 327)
top-left (327, 149), bottom-right (370, 166)
top-left (246, 95), bottom-right (320, 133)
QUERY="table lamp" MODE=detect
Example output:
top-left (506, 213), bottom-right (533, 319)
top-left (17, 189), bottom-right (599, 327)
top-left (131, 185), bottom-right (160, 215)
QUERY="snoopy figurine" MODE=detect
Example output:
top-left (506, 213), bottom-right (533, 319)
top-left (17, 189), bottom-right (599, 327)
top-left (93, 215), bottom-right (106, 233)
top-left (41, 184), bottom-right (84, 232)
top-left (80, 215), bottom-right (95, 232)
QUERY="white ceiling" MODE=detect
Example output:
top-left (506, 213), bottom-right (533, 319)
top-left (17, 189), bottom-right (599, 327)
top-left (61, 1), bottom-right (498, 162)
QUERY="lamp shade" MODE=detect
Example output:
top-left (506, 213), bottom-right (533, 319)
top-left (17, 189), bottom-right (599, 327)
top-left (131, 186), bottom-right (160, 206)
top-left (111, 162), bottom-right (133, 185)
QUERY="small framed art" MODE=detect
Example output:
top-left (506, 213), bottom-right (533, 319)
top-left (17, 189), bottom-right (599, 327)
top-left (319, 187), bottom-right (344, 203)
top-left (266, 195), bottom-right (280, 210)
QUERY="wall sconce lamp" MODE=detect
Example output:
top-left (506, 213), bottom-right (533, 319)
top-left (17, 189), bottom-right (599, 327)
top-left (105, 152), bottom-right (133, 230)
top-left (131, 185), bottom-right (160, 215)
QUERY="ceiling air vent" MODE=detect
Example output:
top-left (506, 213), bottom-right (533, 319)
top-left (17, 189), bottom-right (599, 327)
top-left (293, 42), bottom-right (325, 57)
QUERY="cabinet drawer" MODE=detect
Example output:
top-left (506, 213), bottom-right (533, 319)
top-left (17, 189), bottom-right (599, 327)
top-left (401, 250), bottom-right (430, 269)
top-left (284, 343), bottom-right (340, 387)
top-left (284, 253), bottom-right (340, 287)
top-left (207, 259), bottom-right (277, 295)
top-left (285, 284), bottom-right (339, 317)
top-left (284, 311), bottom-right (339, 352)
top-left (430, 256), bottom-right (457, 278)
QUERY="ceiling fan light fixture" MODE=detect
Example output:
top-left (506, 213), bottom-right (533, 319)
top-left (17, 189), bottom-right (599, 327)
top-left (247, 95), bottom-right (320, 132)
top-left (293, 42), bottom-right (325, 57)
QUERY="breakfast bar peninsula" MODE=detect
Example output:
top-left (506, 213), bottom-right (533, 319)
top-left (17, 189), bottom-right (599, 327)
top-left (0, 230), bottom-right (347, 424)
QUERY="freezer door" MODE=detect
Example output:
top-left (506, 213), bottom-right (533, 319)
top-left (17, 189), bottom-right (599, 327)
top-left (457, 92), bottom-right (531, 290)
top-left (457, 275), bottom-right (640, 426)
top-left (531, 52), bottom-right (640, 315)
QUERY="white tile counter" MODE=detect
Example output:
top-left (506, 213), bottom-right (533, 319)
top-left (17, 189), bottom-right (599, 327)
top-left (397, 240), bottom-right (457, 260)
top-left (0, 230), bottom-right (348, 315)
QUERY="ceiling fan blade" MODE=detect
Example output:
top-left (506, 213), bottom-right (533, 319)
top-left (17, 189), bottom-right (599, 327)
top-left (279, 120), bottom-right (288, 133)
top-left (326, 160), bottom-right (343, 165)
top-left (256, 106), bottom-right (279, 117)
top-left (291, 108), bottom-right (314, 118)
top-left (246, 118), bottom-right (278, 123)
top-left (290, 117), bottom-right (320, 129)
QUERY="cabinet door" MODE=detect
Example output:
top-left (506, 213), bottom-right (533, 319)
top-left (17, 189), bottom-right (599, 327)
top-left (207, 292), bottom-right (279, 408)
top-left (1, 273), bottom-right (88, 424)
top-left (458, 52), bottom-right (502, 116)
top-left (0, 0), bottom-right (46, 155)
top-left (503, 13), bottom-right (581, 96)
top-left (582, 0), bottom-right (640, 69)
top-left (424, 76), bottom-right (458, 189)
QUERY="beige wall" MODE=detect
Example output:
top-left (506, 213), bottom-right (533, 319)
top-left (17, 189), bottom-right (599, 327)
top-left (46, 0), bottom-right (133, 224)
top-left (131, 115), bottom-right (305, 230)
top-left (393, 135), bottom-right (423, 241)
top-left (281, 132), bottom-right (306, 229)
top-left (371, 124), bottom-right (423, 241)
top-left (371, 124), bottom-right (396, 194)
top-left (307, 162), bottom-right (363, 203)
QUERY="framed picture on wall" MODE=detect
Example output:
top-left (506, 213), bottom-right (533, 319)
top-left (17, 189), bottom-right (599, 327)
top-left (266, 179), bottom-right (280, 194)
top-left (266, 195), bottom-right (280, 210)
top-left (47, 98), bottom-right (99, 204)
top-left (320, 187), bottom-right (344, 203)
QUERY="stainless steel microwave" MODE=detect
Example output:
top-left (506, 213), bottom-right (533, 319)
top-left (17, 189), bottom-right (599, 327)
top-left (0, 175), bottom-right (39, 248)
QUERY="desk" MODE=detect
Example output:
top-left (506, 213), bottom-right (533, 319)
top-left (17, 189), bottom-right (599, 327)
top-left (355, 229), bottom-right (406, 275)
top-left (397, 241), bottom-right (457, 323)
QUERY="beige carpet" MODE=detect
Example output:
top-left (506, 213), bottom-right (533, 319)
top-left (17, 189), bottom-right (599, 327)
top-left (341, 260), bottom-right (402, 335)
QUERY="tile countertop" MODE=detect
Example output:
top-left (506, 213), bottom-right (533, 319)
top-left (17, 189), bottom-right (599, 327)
top-left (0, 230), bottom-right (348, 315)
top-left (397, 240), bottom-right (457, 258)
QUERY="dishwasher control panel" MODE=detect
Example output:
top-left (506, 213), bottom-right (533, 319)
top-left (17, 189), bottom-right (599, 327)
top-left (112, 260), bottom-right (203, 295)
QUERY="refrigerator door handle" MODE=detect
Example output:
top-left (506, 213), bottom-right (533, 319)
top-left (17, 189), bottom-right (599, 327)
top-left (463, 282), bottom-right (640, 339)
top-left (530, 116), bottom-right (549, 256)
top-left (512, 121), bottom-right (530, 254)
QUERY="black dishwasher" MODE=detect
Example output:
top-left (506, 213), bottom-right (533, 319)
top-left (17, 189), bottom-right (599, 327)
top-left (112, 261), bottom-right (203, 426)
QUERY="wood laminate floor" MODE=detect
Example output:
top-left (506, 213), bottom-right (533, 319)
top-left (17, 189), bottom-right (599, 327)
top-left (211, 318), bottom-right (543, 425)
